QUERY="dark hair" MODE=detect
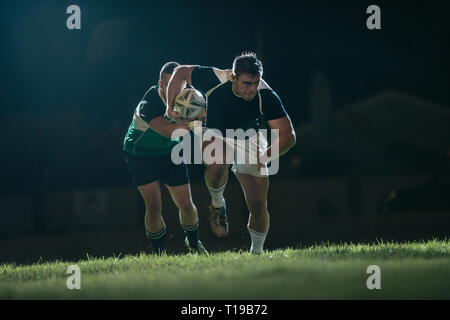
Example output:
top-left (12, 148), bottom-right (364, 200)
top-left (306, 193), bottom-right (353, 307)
top-left (159, 61), bottom-right (180, 79)
top-left (232, 52), bottom-right (263, 78)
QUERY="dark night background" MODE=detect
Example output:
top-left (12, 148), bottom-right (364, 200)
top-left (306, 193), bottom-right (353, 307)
top-left (0, 0), bottom-right (449, 263)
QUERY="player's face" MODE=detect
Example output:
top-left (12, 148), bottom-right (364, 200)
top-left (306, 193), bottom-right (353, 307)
top-left (233, 73), bottom-right (261, 101)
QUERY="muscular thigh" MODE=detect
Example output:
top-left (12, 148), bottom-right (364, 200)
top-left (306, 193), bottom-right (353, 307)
top-left (137, 180), bottom-right (162, 211)
top-left (166, 183), bottom-right (193, 211)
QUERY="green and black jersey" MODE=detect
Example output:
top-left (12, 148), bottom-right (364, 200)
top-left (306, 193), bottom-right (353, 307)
top-left (191, 66), bottom-right (287, 135)
top-left (123, 85), bottom-right (179, 157)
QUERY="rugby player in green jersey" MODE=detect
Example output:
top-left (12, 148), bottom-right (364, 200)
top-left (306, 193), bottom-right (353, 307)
top-left (123, 62), bottom-right (207, 255)
top-left (166, 53), bottom-right (296, 254)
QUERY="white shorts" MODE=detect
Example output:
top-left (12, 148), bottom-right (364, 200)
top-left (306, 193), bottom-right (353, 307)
top-left (231, 132), bottom-right (269, 177)
top-left (202, 129), bottom-right (269, 177)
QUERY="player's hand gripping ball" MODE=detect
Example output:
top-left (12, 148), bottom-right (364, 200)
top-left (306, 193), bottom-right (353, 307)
top-left (174, 89), bottom-right (206, 122)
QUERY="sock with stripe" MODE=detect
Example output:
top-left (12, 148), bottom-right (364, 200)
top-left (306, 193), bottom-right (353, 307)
top-left (146, 225), bottom-right (167, 255)
top-left (181, 220), bottom-right (199, 249)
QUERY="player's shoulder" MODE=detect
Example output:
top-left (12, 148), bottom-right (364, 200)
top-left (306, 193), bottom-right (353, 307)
top-left (211, 67), bottom-right (232, 84)
top-left (258, 79), bottom-right (280, 101)
top-left (258, 78), bottom-right (273, 91)
top-left (135, 85), bottom-right (166, 122)
top-left (141, 85), bottom-right (159, 102)
top-left (258, 80), bottom-right (285, 116)
top-left (138, 85), bottom-right (165, 112)
top-left (194, 66), bottom-right (231, 83)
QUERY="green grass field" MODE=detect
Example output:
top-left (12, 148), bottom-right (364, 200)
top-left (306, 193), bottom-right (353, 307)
top-left (1, 239), bottom-right (449, 299)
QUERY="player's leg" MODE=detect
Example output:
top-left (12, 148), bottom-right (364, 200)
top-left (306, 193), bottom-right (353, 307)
top-left (204, 163), bottom-right (230, 237)
top-left (202, 138), bottom-right (232, 237)
top-left (204, 163), bottom-right (229, 206)
top-left (166, 184), bottom-right (206, 254)
top-left (203, 136), bottom-right (231, 204)
top-left (137, 181), bottom-right (167, 254)
top-left (234, 171), bottom-right (270, 254)
top-left (124, 151), bottom-right (167, 254)
top-left (164, 155), bottom-right (207, 254)
top-left (167, 183), bottom-right (198, 225)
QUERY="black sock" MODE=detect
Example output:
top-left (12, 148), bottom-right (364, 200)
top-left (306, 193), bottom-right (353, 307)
top-left (146, 226), bottom-right (167, 254)
top-left (182, 220), bottom-right (199, 249)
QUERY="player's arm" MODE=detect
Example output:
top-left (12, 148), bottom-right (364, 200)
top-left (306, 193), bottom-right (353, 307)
top-left (166, 65), bottom-right (198, 121)
top-left (258, 89), bottom-right (296, 163)
top-left (262, 115), bottom-right (296, 162)
top-left (148, 116), bottom-right (194, 139)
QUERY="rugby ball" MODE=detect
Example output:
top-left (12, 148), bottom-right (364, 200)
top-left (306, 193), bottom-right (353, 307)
top-left (174, 88), bottom-right (206, 120)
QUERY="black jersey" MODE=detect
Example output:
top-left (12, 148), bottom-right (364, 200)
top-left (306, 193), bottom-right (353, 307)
top-left (191, 66), bottom-right (287, 135)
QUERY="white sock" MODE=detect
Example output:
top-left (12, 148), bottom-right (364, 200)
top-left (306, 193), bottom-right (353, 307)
top-left (207, 183), bottom-right (226, 208)
top-left (248, 226), bottom-right (269, 254)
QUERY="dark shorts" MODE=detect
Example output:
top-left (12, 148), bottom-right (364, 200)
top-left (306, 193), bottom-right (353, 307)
top-left (124, 150), bottom-right (190, 187)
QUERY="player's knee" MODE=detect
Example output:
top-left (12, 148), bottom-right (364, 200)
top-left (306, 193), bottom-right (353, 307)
top-left (249, 201), bottom-right (267, 216)
top-left (146, 204), bottom-right (162, 217)
top-left (177, 199), bottom-right (195, 213)
top-left (206, 164), bottom-right (228, 177)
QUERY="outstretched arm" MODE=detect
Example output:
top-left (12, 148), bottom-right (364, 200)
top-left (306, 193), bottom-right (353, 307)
top-left (148, 116), bottom-right (193, 139)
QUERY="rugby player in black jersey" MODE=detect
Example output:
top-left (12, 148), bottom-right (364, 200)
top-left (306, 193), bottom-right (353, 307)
top-left (166, 53), bottom-right (296, 254)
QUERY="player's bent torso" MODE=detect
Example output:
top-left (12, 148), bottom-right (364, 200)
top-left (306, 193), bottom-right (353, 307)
top-left (123, 86), bottom-right (179, 157)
